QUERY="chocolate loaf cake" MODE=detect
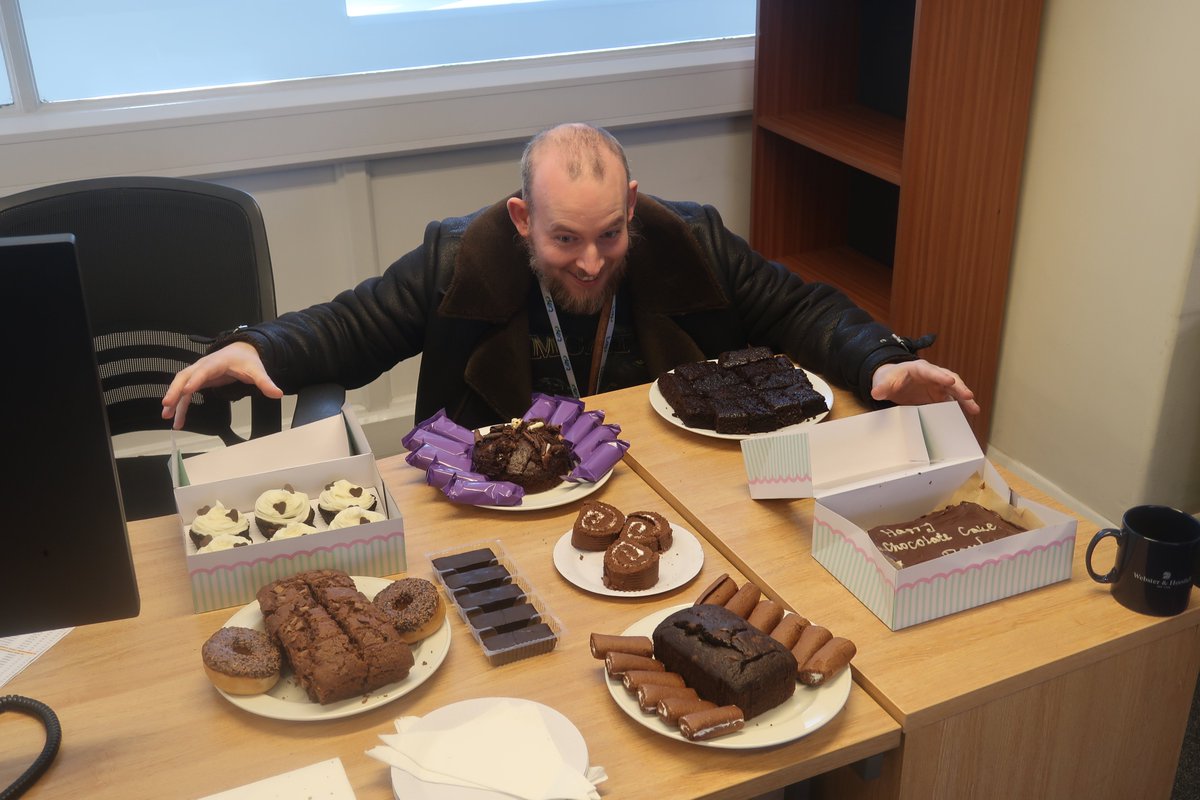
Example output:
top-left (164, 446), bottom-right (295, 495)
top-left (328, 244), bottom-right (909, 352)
top-left (652, 604), bottom-right (796, 719)
top-left (471, 418), bottom-right (576, 493)
top-left (658, 347), bottom-right (828, 434)
top-left (256, 570), bottom-right (414, 704)
top-left (866, 501), bottom-right (1028, 567)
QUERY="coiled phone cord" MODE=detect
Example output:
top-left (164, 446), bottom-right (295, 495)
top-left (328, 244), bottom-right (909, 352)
top-left (0, 695), bottom-right (62, 799)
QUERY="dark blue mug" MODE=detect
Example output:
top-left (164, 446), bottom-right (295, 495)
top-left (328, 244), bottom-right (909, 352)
top-left (1085, 505), bottom-right (1200, 616)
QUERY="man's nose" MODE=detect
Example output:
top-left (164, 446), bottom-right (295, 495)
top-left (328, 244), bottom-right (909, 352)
top-left (577, 243), bottom-right (603, 276)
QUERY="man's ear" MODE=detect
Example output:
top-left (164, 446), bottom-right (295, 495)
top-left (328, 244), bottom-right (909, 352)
top-left (507, 196), bottom-right (531, 237)
top-left (626, 180), bottom-right (639, 222)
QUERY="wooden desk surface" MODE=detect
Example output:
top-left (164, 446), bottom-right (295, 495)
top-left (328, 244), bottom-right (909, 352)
top-left (2, 459), bottom-right (898, 799)
top-left (589, 383), bottom-right (1200, 730)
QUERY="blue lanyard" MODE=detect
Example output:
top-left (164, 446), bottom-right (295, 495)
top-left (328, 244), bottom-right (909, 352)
top-left (538, 278), bottom-right (617, 399)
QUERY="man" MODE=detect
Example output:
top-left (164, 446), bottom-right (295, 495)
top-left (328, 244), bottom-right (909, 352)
top-left (163, 123), bottom-right (976, 430)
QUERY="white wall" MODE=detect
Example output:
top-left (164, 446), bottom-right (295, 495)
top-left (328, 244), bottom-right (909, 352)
top-left (989, 0), bottom-right (1200, 523)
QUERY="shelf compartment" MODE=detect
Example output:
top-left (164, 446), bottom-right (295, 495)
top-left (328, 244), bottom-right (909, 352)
top-left (780, 248), bottom-right (892, 324)
top-left (757, 105), bottom-right (904, 186)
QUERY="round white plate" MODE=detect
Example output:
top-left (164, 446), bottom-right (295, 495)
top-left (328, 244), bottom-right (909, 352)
top-left (216, 576), bottom-right (451, 721)
top-left (486, 468), bottom-right (612, 512)
top-left (390, 697), bottom-right (588, 800)
top-left (649, 365), bottom-right (834, 440)
top-left (604, 604), bottom-right (851, 749)
top-left (552, 524), bottom-right (705, 597)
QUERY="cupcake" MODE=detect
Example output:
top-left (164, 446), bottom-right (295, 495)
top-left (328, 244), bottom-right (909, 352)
top-left (328, 507), bottom-right (387, 529)
top-left (253, 485), bottom-right (315, 539)
top-left (317, 479), bottom-right (378, 524)
top-left (188, 502), bottom-right (250, 552)
top-left (196, 533), bottom-right (251, 554)
top-left (270, 521), bottom-right (318, 540)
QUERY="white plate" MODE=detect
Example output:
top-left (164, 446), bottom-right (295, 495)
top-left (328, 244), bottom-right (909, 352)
top-left (486, 468), bottom-right (612, 512)
top-left (389, 697), bottom-right (588, 800)
top-left (649, 365), bottom-right (834, 440)
top-left (604, 604), bottom-right (851, 749)
top-left (552, 524), bottom-right (705, 597)
top-left (216, 576), bottom-right (451, 722)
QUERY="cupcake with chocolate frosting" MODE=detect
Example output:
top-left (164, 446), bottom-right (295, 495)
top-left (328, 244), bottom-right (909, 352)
top-left (317, 479), bottom-right (378, 524)
top-left (188, 502), bottom-right (250, 552)
top-left (253, 485), bottom-right (315, 539)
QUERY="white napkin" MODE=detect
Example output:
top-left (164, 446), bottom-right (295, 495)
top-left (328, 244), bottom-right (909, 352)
top-left (198, 757), bottom-right (357, 799)
top-left (366, 700), bottom-right (604, 799)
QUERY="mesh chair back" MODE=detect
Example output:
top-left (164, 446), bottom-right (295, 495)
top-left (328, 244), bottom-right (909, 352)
top-left (0, 177), bottom-right (280, 444)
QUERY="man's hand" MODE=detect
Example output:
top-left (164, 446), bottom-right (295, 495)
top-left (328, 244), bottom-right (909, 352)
top-left (161, 342), bottom-right (283, 430)
top-left (870, 359), bottom-right (980, 416)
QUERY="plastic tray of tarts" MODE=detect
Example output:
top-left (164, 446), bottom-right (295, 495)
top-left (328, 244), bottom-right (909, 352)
top-left (428, 540), bottom-right (563, 667)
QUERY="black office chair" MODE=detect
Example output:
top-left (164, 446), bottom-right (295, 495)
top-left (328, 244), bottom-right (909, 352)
top-left (0, 176), bottom-right (287, 520)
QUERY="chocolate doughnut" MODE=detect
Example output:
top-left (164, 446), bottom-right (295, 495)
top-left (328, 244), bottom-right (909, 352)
top-left (201, 626), bottom-right (282, 695)
top-left (571, 501), bottom-right (626, 551)
top-left (374, 577), bottom-right (447, 644)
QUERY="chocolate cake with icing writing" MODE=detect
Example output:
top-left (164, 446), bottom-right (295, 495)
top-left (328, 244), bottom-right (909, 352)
top-left (470, 418), bottom-right (576, 493)
top-left (658, 347), bottom-right (828, 434)
top-left (866, 501), bottom-right (1028, 567)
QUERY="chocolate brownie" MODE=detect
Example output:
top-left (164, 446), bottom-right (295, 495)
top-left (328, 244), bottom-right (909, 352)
top-left (652, 604), bottom-right (797, 719)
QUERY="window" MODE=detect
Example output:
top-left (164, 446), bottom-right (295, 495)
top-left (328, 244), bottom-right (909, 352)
top-left (16, 0), bottom-right (753, 103)
top-left (0, 35), bottom-right (11, 107)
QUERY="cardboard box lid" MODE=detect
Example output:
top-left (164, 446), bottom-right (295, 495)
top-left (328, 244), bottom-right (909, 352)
top-left (741, 401), bottom-right (983, 500)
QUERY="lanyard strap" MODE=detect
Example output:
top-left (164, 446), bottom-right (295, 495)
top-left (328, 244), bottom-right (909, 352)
top-left (538, 279), bottom-right (617, 399)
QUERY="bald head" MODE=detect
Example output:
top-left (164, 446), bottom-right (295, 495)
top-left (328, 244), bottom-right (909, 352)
top-left (520, 123), bottom-right (632, 212)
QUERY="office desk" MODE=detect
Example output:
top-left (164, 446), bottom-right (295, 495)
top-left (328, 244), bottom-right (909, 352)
top-left (590, 382), bottom-right (1200, 799)
top-left (2, 459), bottom-right (899, 799)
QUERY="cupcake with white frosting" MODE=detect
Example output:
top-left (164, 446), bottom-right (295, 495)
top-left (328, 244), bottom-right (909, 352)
top-left (328, 507), bottom-right (386, 529)
top-left (317, 479), bottom-right (378, 524)
top-left (196, 533), bottom-right (251, 554)
top-left (270, 521), bottom-right (319, 540)
top-left (188, 502), bottom-right (250, 552)
top-left (253, 485), bottom-right (315, 539)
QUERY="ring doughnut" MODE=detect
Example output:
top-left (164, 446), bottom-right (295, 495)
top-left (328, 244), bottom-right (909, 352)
top-left (374, 577), bottom-right (446, 644)
top-left (201, 626), bottom-right (282, 695)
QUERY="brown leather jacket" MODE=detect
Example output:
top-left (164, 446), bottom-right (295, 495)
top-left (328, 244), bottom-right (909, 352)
top-left (225, 194), bottom-right (920, 428)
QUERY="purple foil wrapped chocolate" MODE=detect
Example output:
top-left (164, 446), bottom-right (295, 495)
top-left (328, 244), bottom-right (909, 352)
top-left (402, 409), bottom-right (475, 450)
top-left (571, 422), bottom-right (623, 461)
top-left (569, 438), bottom-right (629, 482)
top-left (406, 443), bottom-right (473, 473)
top-left (442, 475), bottom-right (525, 506)
top-left (546, 396), bottom-right (584, 428)
top-left (403, 428), bottom-right (471, 456)
top-left (563, 409), bottom-right (604, 444)
top-left (522, 394), bottom-right (558, 422)
top-left (425, 460), bottom-right (487, 490)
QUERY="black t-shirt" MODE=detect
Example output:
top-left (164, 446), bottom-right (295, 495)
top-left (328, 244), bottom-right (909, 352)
top-left (528, 281), bottom-right (649, 398)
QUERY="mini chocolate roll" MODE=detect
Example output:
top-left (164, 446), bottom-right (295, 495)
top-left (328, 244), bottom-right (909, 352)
top-left (679, 705), bottom-right (745, 742)
top-left (622, 670), bottom-right (686, 692)
top-left (769, 613), bottom-right (810, 649)
top-left (605, 652), bottom-right (663, 677)
top-left (799, 637), bottom-right (857, 686)
top-left (746, 599), bottom-right (785, 634)
top-left (694, 573), bottom-right (739, 607)
top-left (589, 633), bottom-right (654, 660)
top-left (657, 696), bottom-right (717, 726)
top-left (723, 582), bottom-right (762, 619)
top-left (791, 624), bottom-right (833, 674)
top-left (637, 683), bottom-right (699, 712)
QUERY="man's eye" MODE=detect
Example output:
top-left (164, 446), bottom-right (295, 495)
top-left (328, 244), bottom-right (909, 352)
top-left (601, 230), bottom-right (621, 240)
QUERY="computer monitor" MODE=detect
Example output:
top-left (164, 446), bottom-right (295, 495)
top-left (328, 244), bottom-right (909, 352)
top-left (0, 234), bottom-right (140, 636)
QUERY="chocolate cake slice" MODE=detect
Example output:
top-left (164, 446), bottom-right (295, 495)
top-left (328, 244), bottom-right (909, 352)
top-left (652, 604), bottom-right (796, 719)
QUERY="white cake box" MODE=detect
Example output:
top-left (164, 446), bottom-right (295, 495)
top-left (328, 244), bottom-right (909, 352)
top-left (171, 406), bottom-right (406, 613)
top-left (740, 401), bottom-right (1076, 630)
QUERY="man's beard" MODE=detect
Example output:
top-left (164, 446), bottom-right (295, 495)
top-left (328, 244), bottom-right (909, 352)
top-left (527, 244), bottom-right (629, 315)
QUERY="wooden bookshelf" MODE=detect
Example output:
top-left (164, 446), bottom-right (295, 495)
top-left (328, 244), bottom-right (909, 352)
top-left (750, 0), bottom-right (1044, 441)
